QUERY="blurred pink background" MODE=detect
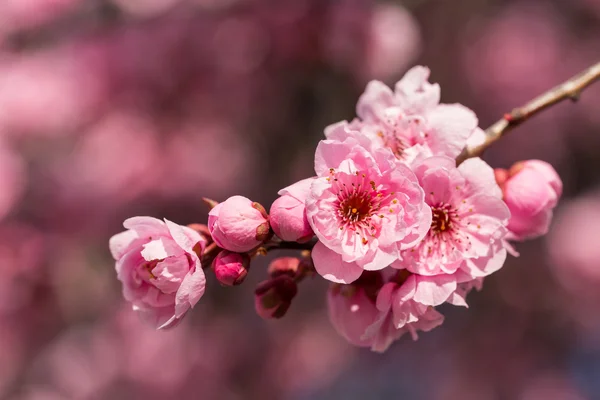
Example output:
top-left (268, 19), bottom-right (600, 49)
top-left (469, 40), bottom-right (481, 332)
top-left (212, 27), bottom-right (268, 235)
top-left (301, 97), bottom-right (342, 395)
top-left (0, 0), bottom-right (599, 399)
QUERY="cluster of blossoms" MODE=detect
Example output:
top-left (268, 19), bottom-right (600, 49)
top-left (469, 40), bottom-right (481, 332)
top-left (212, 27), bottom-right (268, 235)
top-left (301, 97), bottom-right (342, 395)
top-left (109, 66), bottom-right (563, 352)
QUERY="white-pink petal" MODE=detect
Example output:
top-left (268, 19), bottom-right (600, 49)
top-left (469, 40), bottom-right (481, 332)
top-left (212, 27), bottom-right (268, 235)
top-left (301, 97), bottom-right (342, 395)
top-left (311, 241), bottom-right (364, 284)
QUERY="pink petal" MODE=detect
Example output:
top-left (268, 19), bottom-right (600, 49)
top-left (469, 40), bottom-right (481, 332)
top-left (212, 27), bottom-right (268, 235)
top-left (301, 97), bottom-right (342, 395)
top-left (375, 282), bottom-right (397, 312)
top-left (151, 255), bottom-right (191, 294)
top-left (123, 216), bottom-right (169, 238)
top-left (174, 264), bottom-right (206, 317)
top-left (164, 218), bottom-right (204, 254)
top-left (458, 157), bottom-right (503, 198)
top-left (413, 274), bottom-right (457, 306)
top-left (311, 241), bottom-right (363, 284)
top-left (278, 177), bottom-right (316, 200)
top-left (462, 248), bottom-right (507, 279)
top-left (314, 139), bottom-right (352, 176)
top-left (356, 80), bottom-right (395, 121)
top-left (360, 247), bottom-right (398, 271)
top-left (426, 104), bottom-right (478, 159)
top-left (141, 238), bottom-right (184, 261)
top-left (109, 229), bottom-right (139, 260)
top-left (394, 66), bottom-right (440, 112)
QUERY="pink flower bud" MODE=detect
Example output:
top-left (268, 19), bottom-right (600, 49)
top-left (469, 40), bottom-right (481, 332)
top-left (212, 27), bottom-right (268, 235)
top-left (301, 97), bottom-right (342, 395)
top-left (500, 160), bottom-right (563, 240)
top-left (267, 257), bottom-right (301, 278)
top-left (269, 178), bottom-right (315, 242)
top-left (208, 195), bottom-right (270, 252)
top-left (212, 251), bottom-right (249, 286)
top-left (254, 275), bottom-right (298, 319)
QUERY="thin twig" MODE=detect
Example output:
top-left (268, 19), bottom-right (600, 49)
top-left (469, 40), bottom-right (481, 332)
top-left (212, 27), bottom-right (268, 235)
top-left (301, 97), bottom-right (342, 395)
top-left (456, 61), bottom-right (600, 164)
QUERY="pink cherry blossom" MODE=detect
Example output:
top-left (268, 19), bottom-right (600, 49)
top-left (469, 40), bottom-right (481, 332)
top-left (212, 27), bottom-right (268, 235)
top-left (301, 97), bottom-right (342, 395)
top-left (109, 217), bottom-right (206, 329)
top-left (212, 250), bottom-right (249, 286)
top-left (326, 66), bottom-right (478, 163)
top-left (498, 160), bottom-right (562, 240)
top-left (327, 271), bottom-right (447, 352)
top-left (395, 156), bottom-right (510, 282)
top-left (208, 196), bottom-right (270, 253)
top-left (306, 131), bottom-right (430, 284)
top-left (364, 273), bottom-right (447, 352)
top-left (270, 177), bottom-right (315, 242)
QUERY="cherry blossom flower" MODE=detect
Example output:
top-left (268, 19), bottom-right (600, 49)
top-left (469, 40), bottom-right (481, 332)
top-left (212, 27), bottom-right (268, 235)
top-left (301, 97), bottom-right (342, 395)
top-left (109, 217), bottom-right (206, 329)
top-left (326, 66), bottom-right (478, 164)
top-left (395, 156), bottom-right (510, 283)
top-left (306, 131), bottom-right (430, 284)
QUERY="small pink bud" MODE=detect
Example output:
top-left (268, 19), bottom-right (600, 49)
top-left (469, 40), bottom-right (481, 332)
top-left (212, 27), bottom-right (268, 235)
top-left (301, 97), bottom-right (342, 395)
top-left (270, 178), bottom-right (315, 242)
top-left (267, 257), bottom-right (301, 278)
top-left (502, 160), bottom-right (563, 240)
top-left (208, 195), bottom-right (270, 252)
top-left (254, 275), bottom-right (298, 319)
top-left (212, 251), bottom-right (249, 286)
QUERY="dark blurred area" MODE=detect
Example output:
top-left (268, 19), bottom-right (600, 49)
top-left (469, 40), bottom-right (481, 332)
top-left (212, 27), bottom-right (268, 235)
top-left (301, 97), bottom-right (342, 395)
top-left (0, 0), bottom-right (599, 399)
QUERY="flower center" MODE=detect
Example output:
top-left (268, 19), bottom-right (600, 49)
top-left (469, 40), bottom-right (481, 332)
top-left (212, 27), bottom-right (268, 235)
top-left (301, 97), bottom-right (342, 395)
top-left (430, 203), bottom-right (457, 235)
top-left (339, 193), bottom-right (372, 223)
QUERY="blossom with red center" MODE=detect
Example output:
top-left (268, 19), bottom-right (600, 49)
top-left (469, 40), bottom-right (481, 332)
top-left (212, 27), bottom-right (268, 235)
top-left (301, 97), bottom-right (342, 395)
top-left (325, 66), bottom-right (478, 163)
top-left (395, 156), bottom-right (510, 281)
top-left (306, 128), bottom-right (431, 284)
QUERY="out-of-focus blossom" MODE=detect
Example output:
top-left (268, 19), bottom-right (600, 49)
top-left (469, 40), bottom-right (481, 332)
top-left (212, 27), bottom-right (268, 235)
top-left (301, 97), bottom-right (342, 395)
top-left (270, 177), bottom-right (315, 242)
top-left (28, 327), bottom-right (120, 400)
top-left (0, 322), bottom-right (27, 396)
top-left (109, 217), bottom-right (206, 329)
top-left (548, 191), bottom-right (600, 292)
top-left (52, 111), bottom-right (162, 207)
top-left (0, 0), bottom-right (81, 35)
top-left (0, 141), bottom-right (25, 221)
top-left (306, 128), bottom-right (429, 283)
top-left (496, 160), bottom-right (562, 240)
top-left (0, 45), bottom-right (108, 136)
top-left (208, 196), bottom-right (270, 253)
top-left (267, 257), bottom-right (301, 278)
top-left (0, 224), bottom-right (45, 315)
top-left (460, 2), bottom-right (574, 163)
top-left (212, 250), bottom-right (249, 286)
top-left (396, 156), bottom-right (509, 282)
top-left (160, 120), bottom-right (255, 197)
top-left (328, 66), bottom-right (478, 164)
top-left (266, 315), bottom-right (354, 395)
top-left (324, 2), bottom-right (421, 82)
top-left (363, 4), bottom-right (421, 80)
top-left (519, 371), bottom-right (587, 400)
top-left (255, 275), bottom-right (298, 319)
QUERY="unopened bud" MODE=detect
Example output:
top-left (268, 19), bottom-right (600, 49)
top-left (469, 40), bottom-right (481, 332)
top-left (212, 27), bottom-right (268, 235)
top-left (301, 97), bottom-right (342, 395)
top-left (208, 195), bottom-right (270, 252)
top-left (267, 257), bottom-right (300, 278)
top-left (212, 251), bottom-right (250, 286)
top-left (254, 275), bottom-right (298, 319)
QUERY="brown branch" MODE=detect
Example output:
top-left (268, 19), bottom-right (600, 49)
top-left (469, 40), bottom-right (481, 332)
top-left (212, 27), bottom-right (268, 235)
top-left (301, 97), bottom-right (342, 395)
top-left (456, 61), bottom-right (600, 164)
